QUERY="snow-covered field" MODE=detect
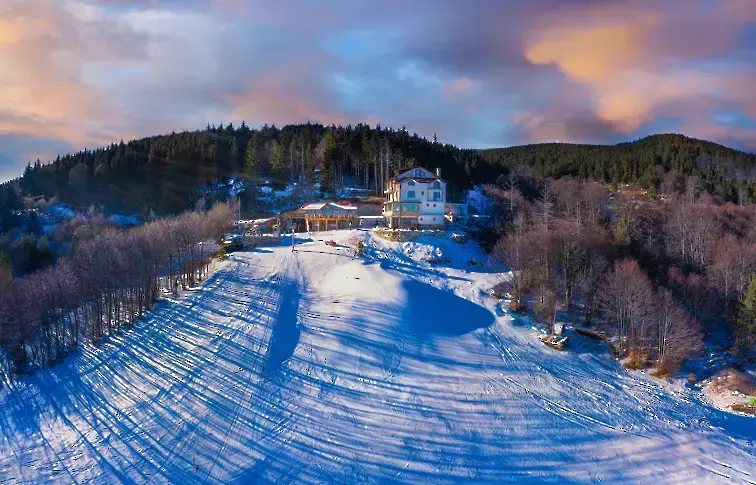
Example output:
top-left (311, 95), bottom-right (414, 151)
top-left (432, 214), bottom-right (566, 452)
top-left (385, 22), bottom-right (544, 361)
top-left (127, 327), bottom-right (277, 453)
top-left (1, 230), bottom-right (755, 484)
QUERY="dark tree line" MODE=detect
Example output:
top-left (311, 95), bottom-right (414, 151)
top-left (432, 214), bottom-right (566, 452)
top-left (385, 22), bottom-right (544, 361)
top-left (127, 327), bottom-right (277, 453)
top-left (3, 127), bottom-right (755, 224)
top-left (480, 133), bottom-right (756, 203)
top-left (10, 123), bottom-right (489, 218)
top-left (0, 182), bottom-right (22, 232)
top-left (0, 203), bottom-right (233, 380)
top-left (491, 175), bottom-right (756, 374)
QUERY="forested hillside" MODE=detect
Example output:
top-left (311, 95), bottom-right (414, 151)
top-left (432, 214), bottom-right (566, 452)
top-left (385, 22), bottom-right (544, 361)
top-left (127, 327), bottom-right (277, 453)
top-left (2, 127), bottom-right (756, 226)
top-left (480, 134), bottom-right (756, 202)
top-left (8, 123), bottom-right (490, 216)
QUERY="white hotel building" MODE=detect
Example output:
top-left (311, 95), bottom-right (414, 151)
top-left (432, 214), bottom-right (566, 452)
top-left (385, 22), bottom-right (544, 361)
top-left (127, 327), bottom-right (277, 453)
top-left (383, 167), bottom-right (447, 229)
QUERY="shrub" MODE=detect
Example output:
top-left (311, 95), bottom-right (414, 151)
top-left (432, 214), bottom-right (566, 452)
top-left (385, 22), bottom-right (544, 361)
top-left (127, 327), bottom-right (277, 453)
top-left (710, 369), bottom-right (756, 396)
top-left (624, 348), bottom-right (649, 369)
top-left (731, 403), bottom-right (756, 415)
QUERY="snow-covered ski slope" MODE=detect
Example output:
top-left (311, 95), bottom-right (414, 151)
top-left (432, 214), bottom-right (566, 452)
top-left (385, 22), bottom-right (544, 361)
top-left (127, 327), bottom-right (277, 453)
top-left (1, 230), bottom-right (755, 484)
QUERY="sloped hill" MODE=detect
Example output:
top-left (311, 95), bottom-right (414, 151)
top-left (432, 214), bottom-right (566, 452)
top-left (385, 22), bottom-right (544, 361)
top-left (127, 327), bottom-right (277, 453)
top-left (1, 230), bottom-right (754, 483)
top-left (478, 133), bottom-right (756, 199)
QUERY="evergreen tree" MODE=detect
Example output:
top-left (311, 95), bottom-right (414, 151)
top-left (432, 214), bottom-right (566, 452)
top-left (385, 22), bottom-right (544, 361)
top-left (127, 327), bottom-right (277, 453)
top-left (615, 215), bottom-right (630, 246)
top-left (737, 274), bottom-right (756, 349)
top-left (230, 138), bottom-right (240, 173)
top-left (270, 143), bottom-right (286, 180)
top-left (304, 142), bottom-right (314, 188)
top-left (244, 134), bottom-right (259, 178)
top-left (321, 131), bottom-right (338, 194)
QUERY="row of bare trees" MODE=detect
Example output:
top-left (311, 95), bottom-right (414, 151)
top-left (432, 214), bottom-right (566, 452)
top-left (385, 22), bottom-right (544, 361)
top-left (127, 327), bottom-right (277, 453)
top-left (0, 204), bottom-right (233, 380)
top-left (493, 179), bottom-right (612, 321)
top-left (490, 177), bottom-right (742, 373)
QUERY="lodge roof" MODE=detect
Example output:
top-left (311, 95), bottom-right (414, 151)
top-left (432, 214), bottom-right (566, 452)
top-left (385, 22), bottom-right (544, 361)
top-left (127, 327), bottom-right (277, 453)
top-left (387, 167), bottom-right (445, 184)
top-left (300, 202), bottom-right (358, 211)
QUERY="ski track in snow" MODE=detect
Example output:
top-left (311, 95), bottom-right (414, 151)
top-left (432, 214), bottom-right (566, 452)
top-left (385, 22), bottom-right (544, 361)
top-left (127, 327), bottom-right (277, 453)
top-left (1, 229), bottom-right (755, 484)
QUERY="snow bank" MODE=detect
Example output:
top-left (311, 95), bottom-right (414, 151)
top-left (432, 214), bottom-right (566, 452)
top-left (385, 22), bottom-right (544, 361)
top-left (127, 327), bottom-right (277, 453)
top-left (701, 368), bottom-right (756, 416)
top-left (372, 230), bottom-right (493, 271)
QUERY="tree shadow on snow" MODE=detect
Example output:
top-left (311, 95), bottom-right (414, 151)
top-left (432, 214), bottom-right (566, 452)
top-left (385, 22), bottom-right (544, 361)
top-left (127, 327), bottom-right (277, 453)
top-left (400, 279), bottom-right (494, 338)
top-left (265, 280), bottom-right (301, 375)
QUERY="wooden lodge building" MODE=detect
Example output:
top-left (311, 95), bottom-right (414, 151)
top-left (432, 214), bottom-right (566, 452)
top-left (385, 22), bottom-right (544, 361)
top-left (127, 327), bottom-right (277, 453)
top-left (301, 202), bottom-right (358, 232)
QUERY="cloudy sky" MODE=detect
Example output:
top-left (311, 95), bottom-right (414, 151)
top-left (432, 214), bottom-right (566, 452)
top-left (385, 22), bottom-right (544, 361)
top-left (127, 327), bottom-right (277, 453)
top-left (1, 0), bottom-right (755, 181)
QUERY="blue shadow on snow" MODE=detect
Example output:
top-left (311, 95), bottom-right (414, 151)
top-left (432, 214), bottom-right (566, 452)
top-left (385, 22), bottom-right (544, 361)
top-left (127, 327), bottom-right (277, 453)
top-left (265, 281), bottom-right (301, 375)
top-left (399, 279), bottom-right (494, 338)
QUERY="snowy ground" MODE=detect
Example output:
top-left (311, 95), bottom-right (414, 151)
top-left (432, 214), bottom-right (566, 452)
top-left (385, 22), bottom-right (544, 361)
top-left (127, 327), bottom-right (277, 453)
top-left (1, 230), bottom-right (755, 484)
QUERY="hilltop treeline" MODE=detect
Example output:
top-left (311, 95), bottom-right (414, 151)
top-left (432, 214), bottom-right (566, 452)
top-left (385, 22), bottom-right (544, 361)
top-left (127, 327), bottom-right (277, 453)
top-left (490, 174), bottom-right (756, 373)
top-left (7, 125), bottom-right (755, 221)
top-left (12, 123), bottom-right (490, 216)
top-left (0, 204), bottom-right (233, 380)
top-left (480, 134), bottom-right (756, 202)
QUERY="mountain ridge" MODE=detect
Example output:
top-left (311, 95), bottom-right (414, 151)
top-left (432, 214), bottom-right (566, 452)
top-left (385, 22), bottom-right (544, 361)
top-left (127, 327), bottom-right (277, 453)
top-left (3, 126), bottom-right (756, 217)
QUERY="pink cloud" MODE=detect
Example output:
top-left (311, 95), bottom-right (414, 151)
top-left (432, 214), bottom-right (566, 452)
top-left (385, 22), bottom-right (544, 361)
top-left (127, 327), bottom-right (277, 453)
top-left (224, 56), bottom-right (374, 127)
top-left (521, 0), bottom-right (756, 139)
top-left (0, 1), bottom-right (145, 148)
top-left (443, 76), bottom-right (481, 99)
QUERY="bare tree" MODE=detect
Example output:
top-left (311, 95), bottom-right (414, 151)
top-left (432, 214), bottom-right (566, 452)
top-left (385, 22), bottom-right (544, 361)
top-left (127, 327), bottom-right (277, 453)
top-left (600, 259), bottom-right (656, 358)
top-left (709, 235), bottom-right (756, 314)
top-left (494, 213), bottom-right (532, 311)
top-left (579, 254), bottom-right (609, 325)
top-left (655, 290), bottom-right (701, 375)
top-left (551, 219), bottom-right (586, 311)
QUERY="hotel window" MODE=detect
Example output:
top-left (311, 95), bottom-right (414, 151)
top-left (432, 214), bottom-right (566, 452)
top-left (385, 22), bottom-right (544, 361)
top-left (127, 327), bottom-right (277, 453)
top-left (394, 204), bottom-right (399, 211)
top-left (408, 180), bottom-right (415, 186)
top-left (407, 191), bottom-right (415, 199)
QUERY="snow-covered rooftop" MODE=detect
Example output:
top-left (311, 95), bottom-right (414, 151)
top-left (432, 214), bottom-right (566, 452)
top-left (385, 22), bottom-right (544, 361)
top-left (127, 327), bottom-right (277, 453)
top-left (301, 202), bottom-right (357, 211)
top-left (329, 203), bottom-right (357, 211)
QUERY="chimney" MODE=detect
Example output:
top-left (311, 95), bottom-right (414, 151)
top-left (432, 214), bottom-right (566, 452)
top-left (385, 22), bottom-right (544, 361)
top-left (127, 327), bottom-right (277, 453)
top-left (436, 167), bottom-right (441, 177)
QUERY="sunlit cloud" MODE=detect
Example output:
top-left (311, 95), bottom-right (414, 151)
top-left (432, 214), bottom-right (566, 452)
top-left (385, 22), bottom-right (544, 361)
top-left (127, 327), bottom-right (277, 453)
top-left (523, 0), bottom-right (756, 137)
top-left (443, 77), bottom-right (482, 99)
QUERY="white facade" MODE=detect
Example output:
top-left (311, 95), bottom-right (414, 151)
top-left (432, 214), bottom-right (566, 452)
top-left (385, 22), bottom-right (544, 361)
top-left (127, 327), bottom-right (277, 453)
top-left (383, 167), bottom-right (447, 229)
